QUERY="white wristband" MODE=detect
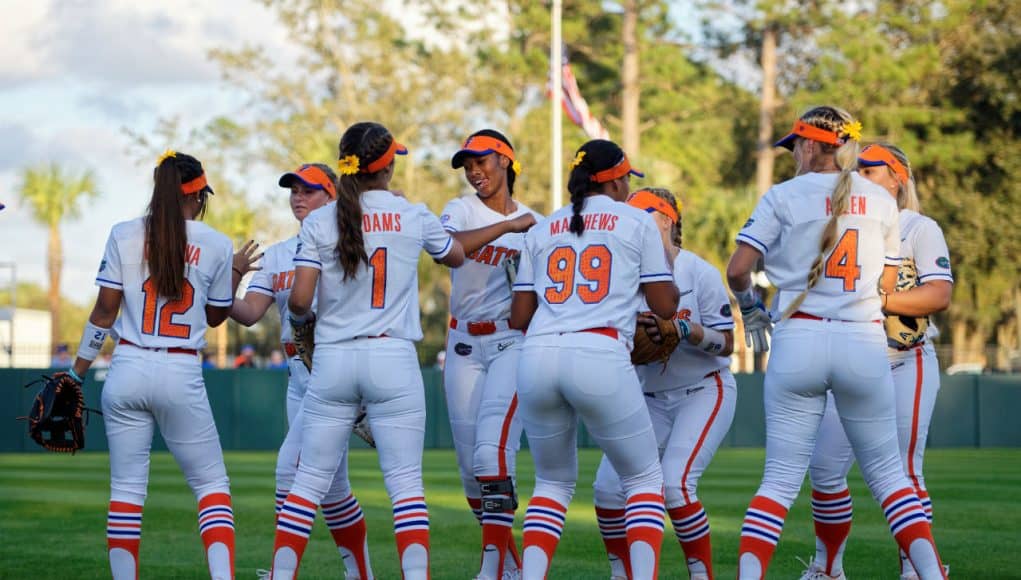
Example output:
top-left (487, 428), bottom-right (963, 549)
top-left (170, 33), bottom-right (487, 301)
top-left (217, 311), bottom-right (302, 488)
top-left (733, 286), bottom-right (758, 309)
top-left (76, 321), bottom-right (111, 362)
top-left (697, 326), bottom-right (728, 355)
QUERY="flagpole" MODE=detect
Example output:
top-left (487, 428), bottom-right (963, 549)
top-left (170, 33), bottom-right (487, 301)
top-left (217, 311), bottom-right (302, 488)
top-left (550, 0), bottom-right (563, 211)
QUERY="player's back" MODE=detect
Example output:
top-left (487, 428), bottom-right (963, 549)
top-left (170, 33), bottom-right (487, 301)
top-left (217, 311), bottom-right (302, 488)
top-left (98, 217), bottom-right (234, 350)
top-left (738, 172), bottom-right (900, 321)
top-left (517, 195), bottom-right (671, 345)
top-left (296, 190), bottom-right (453, 343)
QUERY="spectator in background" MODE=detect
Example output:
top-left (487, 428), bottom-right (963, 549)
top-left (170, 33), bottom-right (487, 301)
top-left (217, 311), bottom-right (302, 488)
top-left (50, 344), bottom-right (73, 368)
top-left (267, 349), bottom-right (287, 370)
top-left (201, 350), bottom-right (218, 370)
top-left (434, 350), bottom-right (446, 371)
top-left (234, 344), bottom-right (257, 369)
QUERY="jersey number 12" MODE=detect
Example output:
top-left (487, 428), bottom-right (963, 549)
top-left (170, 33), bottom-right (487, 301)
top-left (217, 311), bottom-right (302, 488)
top-left (141, 277), bottom-right (195, 338)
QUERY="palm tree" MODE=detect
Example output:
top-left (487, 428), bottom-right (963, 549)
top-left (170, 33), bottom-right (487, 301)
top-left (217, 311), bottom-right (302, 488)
top-left (17, 163), bottom-right (99, 348)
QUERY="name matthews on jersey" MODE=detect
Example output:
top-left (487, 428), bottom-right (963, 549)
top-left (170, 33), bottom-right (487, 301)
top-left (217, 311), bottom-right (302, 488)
top-left (548, 213), bottom-right (619, 235)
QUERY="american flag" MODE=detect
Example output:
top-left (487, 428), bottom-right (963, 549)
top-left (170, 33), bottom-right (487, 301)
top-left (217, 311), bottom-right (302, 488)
top-left (550, 52), bottom-right (610, 140)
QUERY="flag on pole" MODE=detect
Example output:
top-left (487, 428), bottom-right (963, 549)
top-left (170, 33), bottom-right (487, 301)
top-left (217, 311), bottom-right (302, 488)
top-left (550, 51), bottom-right (610, 140)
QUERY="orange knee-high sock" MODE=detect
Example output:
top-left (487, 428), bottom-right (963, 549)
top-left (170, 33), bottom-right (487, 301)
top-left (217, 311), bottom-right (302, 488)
top-left (668, 502), bottom-right (713, 580)
top-left (107, 500), bottom-right (143, 580)
top-left (322, 494), bottom-right (371, 579)
top-left (882, 488), bottom-right (946, 580)
top-left (917, 488), bottom-right (933, 522)
top-left (811, 488), bottom-right (852, 575)
top-left (273, 493), bottom-right (317, 579)
top-left (624, 492), bottom-right (665, 580)
top-left (479, 476), bottom-right (517, 579)
top-left (595, 505), bottom-right (631, 579)
top-left (393, 496), bottom-right (430, 579)
top-left (198, 492), bottom-right (235, 580)
top-left (737, 495), bottom-right (788, 579)
top-left (521, 496), bottom-right (568, 579)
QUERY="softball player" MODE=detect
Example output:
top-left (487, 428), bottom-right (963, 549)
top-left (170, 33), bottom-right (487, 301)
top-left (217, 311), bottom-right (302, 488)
top-left (231, 164), bottom-right (373, 579)
top-left (269, 122), bottom-right (465, 580)
top-left (66, 151), bottom-right (253, 579)
top-left (511, 139), bottom-right (680, 580)
top-left (727, 106), bottom-right (946, 580)
top-left (802, 143), bottom-right (954, 580)
top-left (592, 188), bottom-right (736, 580)
top-left (441, 129), bottom-right (541, 580)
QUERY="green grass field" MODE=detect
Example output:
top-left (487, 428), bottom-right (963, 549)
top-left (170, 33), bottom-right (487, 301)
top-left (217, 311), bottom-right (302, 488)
top-left (1, 449), bottom-right (1018, 579)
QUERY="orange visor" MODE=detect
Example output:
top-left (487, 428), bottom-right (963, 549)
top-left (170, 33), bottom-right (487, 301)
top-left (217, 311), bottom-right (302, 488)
top-left (181, 174), bottom-right (209, 195)
top-left (858, 144), bottom-right (909, 186)
top-left (279, 164), bottom-right (337, 198)
top-left (590, 155), bottom-right (645, 183)
top-left (363, 139), bottom-right (408, 174)
top-left (451, 135), bottom-right (516, 168)
top-left (774, 120), bottom-right (844, 150)
top-left (626, 190), bottom-right (678, 223)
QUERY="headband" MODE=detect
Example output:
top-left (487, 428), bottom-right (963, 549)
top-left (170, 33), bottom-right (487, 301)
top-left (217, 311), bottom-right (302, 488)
top-left (181, 174), bottom-right (209, 195)
top-left (337, 138), bottom-right (409, 176)
top-left (627, 190), bottom-right (679, 223)
top-left (280, 164), bottom-right (337, 198)
top-left (590, 155), bottom-right (645, 183)
top-left (858, 144), bottom-right (909, 186)
top-left (775, 119), bottom-right (862, 150)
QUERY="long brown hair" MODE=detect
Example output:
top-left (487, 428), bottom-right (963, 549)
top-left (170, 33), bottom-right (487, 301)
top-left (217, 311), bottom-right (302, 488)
top-left (146, 153), bottom-right (207, 299)
top-left (335, 122), bottom-right (398, 280)
top-left (782, 106), bottom-right (860, 319)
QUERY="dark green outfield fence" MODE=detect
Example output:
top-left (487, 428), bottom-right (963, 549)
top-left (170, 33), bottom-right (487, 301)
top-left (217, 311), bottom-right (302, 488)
top-left (2, 368), bottom-right (1020, 452)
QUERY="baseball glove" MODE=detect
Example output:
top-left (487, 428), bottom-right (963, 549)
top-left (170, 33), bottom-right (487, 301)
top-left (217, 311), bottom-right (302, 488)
top-left (885, 259), bottom-right (929, 349)
top-left (289, 313), bottom-right (316, 371)
top-left (503, 252), bottom-right (521, 292)
top-left (351, 408), bottom-right (375, 448)
top-left (631, 314), bottom-right (682, 367)
top-left (18, 372), bottom-right (95, 453)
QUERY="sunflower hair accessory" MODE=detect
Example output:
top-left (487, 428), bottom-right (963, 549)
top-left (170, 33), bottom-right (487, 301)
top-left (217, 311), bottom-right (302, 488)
top-left (512, 160), bottom-right (522, 175)
top-left (337, 155), bottom-right (360, 176)
top-left (570, 151), bottom-right (586, 170)
top-left (841, 120), bottom-right (863, 143)
top-left (157, 149), bottom-right (177, 165)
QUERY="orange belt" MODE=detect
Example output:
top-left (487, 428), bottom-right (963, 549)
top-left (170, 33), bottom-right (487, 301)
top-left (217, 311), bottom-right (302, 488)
top-left (449, 317), bottom-right (510, 336)
top-left (791, 311), bottom-right (882, 324)
top-left (118, 338), bottom-right (197, 355)
top-left (580, 327), bottom-right (619, 340)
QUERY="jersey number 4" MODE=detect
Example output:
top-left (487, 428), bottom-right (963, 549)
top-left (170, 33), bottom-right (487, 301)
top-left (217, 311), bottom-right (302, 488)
top-left (824, 229), bottom-right (862, 292)
top-left (544, 245), bottom-right (612, 304)
top-left (141, 277), bottom-right (195, 338)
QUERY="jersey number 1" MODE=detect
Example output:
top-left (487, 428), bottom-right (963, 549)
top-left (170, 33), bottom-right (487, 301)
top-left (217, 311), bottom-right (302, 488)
top-left (544, 245), bottom-right (612, 304)
top-left (824, 229), bottom-right (861, 292)
top-left (141, 278), bottom-right (195, 338)
top-left (369, 247), bottom-right (387, 309)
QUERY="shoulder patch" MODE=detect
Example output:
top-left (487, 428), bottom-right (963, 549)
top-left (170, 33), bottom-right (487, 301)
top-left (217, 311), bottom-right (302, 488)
top-left (742, 218), bottom-right (754, 229)
top-left (720, 304), bottom-right (732, 318)
top-left (98, 259), bottom-right (107, 273)
top-left (441, 214), bottom-right (451, 223)
top-left (936, 256), bottom-right (950, 269)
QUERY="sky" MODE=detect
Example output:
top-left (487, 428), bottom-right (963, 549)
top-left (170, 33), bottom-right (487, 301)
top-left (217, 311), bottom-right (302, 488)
top-left (0, 0), bottom-right (295, 305)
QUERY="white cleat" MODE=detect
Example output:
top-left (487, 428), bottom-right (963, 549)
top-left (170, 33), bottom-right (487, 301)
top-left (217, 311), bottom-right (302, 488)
top-left (797, 556), bottom-right (847, 580)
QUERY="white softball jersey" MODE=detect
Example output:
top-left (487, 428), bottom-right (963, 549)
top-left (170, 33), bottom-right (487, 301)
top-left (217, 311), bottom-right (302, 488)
top-left (293, 190), bottom-right (454, 343)
top-left (245, 235), bottom-right (319, 344)
top-left (737, 172), bottom-right (901, 322)
top-left (897, 209), bottom-right (953, 285)
top-left (514, 194), bottom-right (673, 346)
top-left (440, 194), bottom-right (542, 322)
top-left (95, 217), bottom-right (234, 350)
top-left (638, 250), bottom-right (735, 392)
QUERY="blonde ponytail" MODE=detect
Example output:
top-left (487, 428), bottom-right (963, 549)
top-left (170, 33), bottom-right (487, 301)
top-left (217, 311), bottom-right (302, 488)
top-left (781, 106), bottom-right (861, 319)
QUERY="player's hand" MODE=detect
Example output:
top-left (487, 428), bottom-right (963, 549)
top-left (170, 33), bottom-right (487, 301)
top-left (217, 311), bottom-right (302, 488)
top-left (637, 313), bottom-right (663, 344)
top-left (740, 302), bottom-right (772, 353)
top-left (507, 213), bottom-right (537, 234)
top-left (233, 240), bottom-right (263, 277)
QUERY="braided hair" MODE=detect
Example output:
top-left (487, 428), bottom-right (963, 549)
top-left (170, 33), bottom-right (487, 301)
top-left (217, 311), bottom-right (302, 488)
top-left (147, 152), bottom-right (208, 299)
top-left (335, 122), bottom-right (398, 280)
top-left (781, 106), bottom-right (861, 319)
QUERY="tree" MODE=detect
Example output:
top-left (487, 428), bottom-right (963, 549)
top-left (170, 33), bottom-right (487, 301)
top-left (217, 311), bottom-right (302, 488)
top-left (16, 164), bottom-right (99, 347)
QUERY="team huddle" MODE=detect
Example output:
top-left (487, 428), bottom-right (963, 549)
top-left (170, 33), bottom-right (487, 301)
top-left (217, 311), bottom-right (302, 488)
top-left (55, 104), bottom-right (954, 580)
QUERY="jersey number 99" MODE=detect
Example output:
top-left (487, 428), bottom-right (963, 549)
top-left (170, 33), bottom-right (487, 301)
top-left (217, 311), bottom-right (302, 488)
top-left (544, 245), bottom-right (612, 304)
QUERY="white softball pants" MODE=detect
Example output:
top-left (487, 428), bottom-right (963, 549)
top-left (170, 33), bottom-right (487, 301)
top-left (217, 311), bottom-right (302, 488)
top-left (443, 327), bottom-right (524, 494)
top-left (289, 338), bottom-right (426, 505)
top-left (102, 345), bottom-right (229, 505)
top-left (756, 319), bottom-right (912, 508)
top-left (517, 332), bottom-right (663, 508)
top-left (594, 369), bottom-right (737, 509)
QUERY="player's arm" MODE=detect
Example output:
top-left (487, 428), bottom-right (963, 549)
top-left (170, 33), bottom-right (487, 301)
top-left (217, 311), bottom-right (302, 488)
top-left (70, 286), bottom-right (123, 379)
top-left (288, 266), bottom-right (319, 317)
top-left (230, 292), bottom-right (275, 326)
top-left (642, 281), bottom-right (680, 320)
top-left (436, 238), bottom-right (466, 267)
top-left (450, 214), bottom-right (537, 255)
top-left (884, 280), bottom-right (952, 317)
top-left (726, 242), bottom-right (761, 294)
top-left (510, 291), bottom-right (538, 330)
